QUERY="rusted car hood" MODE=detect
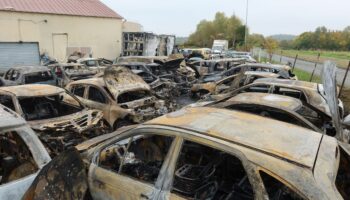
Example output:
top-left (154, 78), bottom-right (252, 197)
top-left (28, 109), bottom-right (103, 133)
top-left (104, 66), bottom-right (150, 99)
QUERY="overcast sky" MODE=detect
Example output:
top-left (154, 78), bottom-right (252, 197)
top-left (101, 0), bottom-right (350, 37)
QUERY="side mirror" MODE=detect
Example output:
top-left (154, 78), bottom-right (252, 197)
top-left (343, 114), bottom-right (350, 126)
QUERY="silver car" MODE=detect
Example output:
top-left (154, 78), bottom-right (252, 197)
top-left (0, 104), bottom-right (51, 199)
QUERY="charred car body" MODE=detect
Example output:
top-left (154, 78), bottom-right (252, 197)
top-left (0, 84), bottom-right (107, 156)
top-left (0, 66), bottom-right (56, 87)
top-left (76, 107), bottom-right (350, 200)
top-left (210, 92), bottom-right (330, 133)
top-left (76, 58), bottom-right (113, 72)
top-left (113, 62), bottom-right (180, 101)
top-left (187, 58), bottom-right (246, 76)
top-left (48, 63), bottom-right (98, 87)
top-left (116, 55), bottom-right (196, 97)
top-left (190, 62), bottom-right (296, 98)
top-left (214, 78), bottom-right (344, 118)
top-left (0, 104), bottom-right (51, 200)
top-left (236, 63), bottom-right (298, 80)
top-left (66, 66), bottom-right (169, 130)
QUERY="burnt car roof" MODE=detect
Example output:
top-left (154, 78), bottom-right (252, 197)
top-left (225, 93), bottom-right (303, 111)
top-left (48, 63), bottom-right (84, 67)
top-left (254, 78), bottom-right (318, 90)
top-left (69, 77), bottom-right (105, 86)
top-left (0, 84), bottom-right (65, 97)
top-left (0, 104), bottom-right (26, 128)
top-left (117, 56), bottom-right (169, 64)
top-left (146, 107), bottom-right (322, 168)
top-left (10, 66), bottom-right (50, 74)
top-left (238, 63), bottom-right (292, 71)
top-left (244, 71), bottom-right (280, 78)
top-left (69, 67), bottom-right (150, 95)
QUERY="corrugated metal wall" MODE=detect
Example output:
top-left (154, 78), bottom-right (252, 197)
top-left (0, 42), bottom-right (40, 73)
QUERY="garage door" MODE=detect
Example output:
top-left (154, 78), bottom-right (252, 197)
top-left (0, 42), bottom-right (40, 73)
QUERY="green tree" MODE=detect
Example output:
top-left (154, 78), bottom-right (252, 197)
top-left (186, 12), bottom-right (244, 48)
top-left (264, 37), bottom-right (279, 61)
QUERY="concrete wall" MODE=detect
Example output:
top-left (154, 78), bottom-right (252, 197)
top-left (122, 21), bottom-right (143, 33)
top-left (0, 11), bottom-right (123, 61)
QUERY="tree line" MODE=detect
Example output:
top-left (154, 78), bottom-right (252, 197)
top-left (186, 12), bottom-right (350, 52)
top-left (185, 12), bottom-right (279, 51)
top-left (280, 26), bottom-right (350, 51)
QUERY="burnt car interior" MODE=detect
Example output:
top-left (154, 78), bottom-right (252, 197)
top-left (99, 134), bottom-right (174, 184)
top-left (238, 85), bottom-right (271, 94)
top-left (260, 171), bottom-right (304, 200)
top-left (172, 141), bottom-right (253, 200)
top-left (88, 87), bottom-right (107, 104)
top-left (295, 105), bottom-right (335, 134)
top-left (272, 87), bottom-right (307, 102)
top-left (0, 95), bottom-right (15, 111)
top-left (117, 90), bottom-right (150, 104)
top-left (24, 71), bottom-right (54, 84)
top-left (0, 131), bottom-right (38, 185)
top-left (4, 70), bottom-right (20, 81)
top-left (18, 94), bottom-right (82, 121)
top-left (335, 147), bottom-right (350, 200)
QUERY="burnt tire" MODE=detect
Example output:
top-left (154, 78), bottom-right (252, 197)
top-left (113, 120), bottom-right (134, 130)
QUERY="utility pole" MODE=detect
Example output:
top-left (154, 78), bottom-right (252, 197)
top-left (244, 0), bottom-right (249, 51)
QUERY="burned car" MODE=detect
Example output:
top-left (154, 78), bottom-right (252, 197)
top-left (77, 107), bottom-right (350, 200)
top-left (236, 63), bottom-right (298, 80)
top-left (210, 92), bottom-right (332, 134)
top-left (187, 58), bottom-right (246, 76)
top-left (66, 66), bottom-right (169, 130)
top-left (0, 104), bottom-right (51, 200)
top-left (0, 66), bottom-right (56, 86)
top-left (48, 63), bottom-right (98, 87)
top-left (191, 72), bottom-right (243, 98)
top-left (113, 62), bottom-right (180, 101)
top-left (116, 55), bottom-right (196, 98)
top-left (190, 63), bottom-right (297, 98)
top-left (0, 84), bottom-right (107, 156)
top-left (77, 58), bottom-right (112, 72)
top-left (214, 78), bottom-right (345, 118)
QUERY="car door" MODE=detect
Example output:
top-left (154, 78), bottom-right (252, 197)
top-left (0, 130), bottom-right (47, 200)
top-left (84, 86), bottom-right (112, 123)
top-left (159, 135), bottom-right (260, 200)
top-left (88, 130), bottom-right (179, 200)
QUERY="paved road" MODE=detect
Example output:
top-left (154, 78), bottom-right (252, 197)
top-left (259, 51), bottom-right (350, 87)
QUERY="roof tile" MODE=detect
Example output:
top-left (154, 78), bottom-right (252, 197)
top-left (0, 0), bottom-right (122, 19)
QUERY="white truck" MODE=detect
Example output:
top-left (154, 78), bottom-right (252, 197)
top-left (212, 40), bottom-right (229, 55)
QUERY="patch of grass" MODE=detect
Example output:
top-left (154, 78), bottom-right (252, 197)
top-left (277, 49), bottom-right (350, 69)
top-left (292, 68), bottom-right (321, 83)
